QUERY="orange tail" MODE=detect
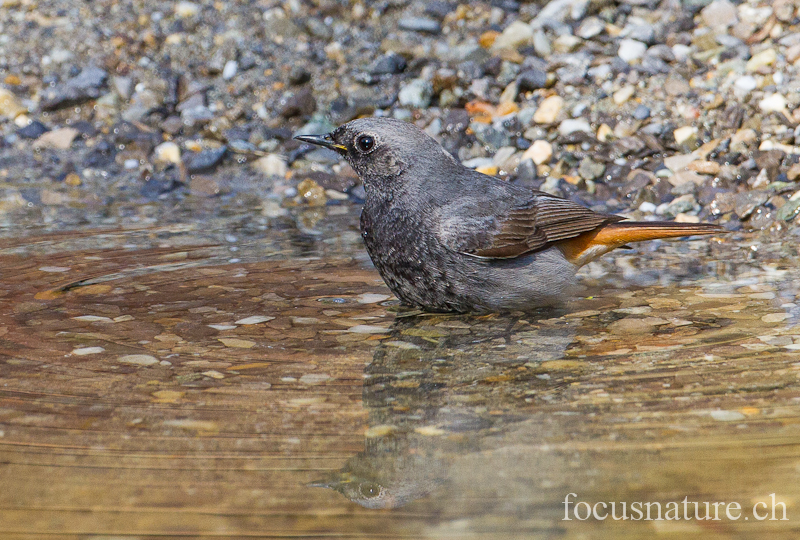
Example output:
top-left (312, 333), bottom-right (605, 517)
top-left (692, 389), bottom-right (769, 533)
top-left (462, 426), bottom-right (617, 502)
top-left (558, 221), bottom-right (724, 266)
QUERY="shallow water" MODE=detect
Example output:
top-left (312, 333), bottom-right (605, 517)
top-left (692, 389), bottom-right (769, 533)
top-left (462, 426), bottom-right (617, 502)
top-left (1, 202), bottom-right (799, 539)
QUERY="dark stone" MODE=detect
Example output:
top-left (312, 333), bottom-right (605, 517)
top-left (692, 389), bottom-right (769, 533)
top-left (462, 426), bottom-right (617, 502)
top-left (369, 53), bottom-right (407, 76)
top-left (140, 168), bottom-right (183, 199)
top-left (754, 149), bottom-right (785, 179)
top-left (517, 68), bottom-right (548, 92)
top-left (71, 120), bottom-right (96, 136)
top-left (183, 146), bottom-right (227, 173)
top-left (17, 121), bottom-right (50, 139)
top-left (112, 121), bottom-right (161, 154)
top-left (84, 139), bottom-right (116, 168)
top-left (425, 1), bottom-right (455, 19)
top-left (288, 65), bottom-right (311, 85)
top-left (279, 87), bottom-right (316, 118)
top-left (41, 66), bottom-right (108, 110)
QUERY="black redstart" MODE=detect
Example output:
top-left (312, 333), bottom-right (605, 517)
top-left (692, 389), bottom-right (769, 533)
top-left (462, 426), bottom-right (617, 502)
top-left (295, 118), bottom-right (722, 312)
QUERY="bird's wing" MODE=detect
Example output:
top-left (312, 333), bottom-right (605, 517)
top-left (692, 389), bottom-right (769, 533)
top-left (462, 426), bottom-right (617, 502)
top-left (436, 192), bottom-right (623, 259)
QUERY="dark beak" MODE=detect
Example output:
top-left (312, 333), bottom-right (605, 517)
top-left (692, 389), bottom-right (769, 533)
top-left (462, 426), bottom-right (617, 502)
top-left (294, 133), bottom-right (347, 155)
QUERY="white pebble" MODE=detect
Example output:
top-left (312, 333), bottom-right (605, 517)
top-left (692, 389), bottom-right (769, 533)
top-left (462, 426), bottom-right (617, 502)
top-left (235, 315), bottom-right (275, 325)
top-left (118, 354), bottom-right (159, 366)
top-left (357, 293), bottom-right (391, 304)
top-left (347, 325), bottom-right (390, 334)
top-left (222, 60), bottom-right (238, 80)
top-left (709, 410), bottom-right (746, 422)
top-left (759, 93), bottom-right (787, 113)
top-left (153, 142), bottom-right (181, 164)
top-left (558, 119), bottom-right (592, 135)
top-left (618, 39), bottom-right (647, 63)
top-left (71, 347), bottom-right (105, 356)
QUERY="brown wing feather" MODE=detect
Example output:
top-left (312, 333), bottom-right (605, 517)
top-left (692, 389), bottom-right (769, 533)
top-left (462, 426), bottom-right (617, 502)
top-left (468, 195), bottom-right (621, 259)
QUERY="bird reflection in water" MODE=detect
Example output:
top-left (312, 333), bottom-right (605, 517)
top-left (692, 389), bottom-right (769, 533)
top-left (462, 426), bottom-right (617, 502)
top-left (311, 310), bottom-right (578, 509)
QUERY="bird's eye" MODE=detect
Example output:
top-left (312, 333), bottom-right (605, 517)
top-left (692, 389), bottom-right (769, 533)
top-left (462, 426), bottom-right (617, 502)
top-left (356, 135), bottom-right (375, 153)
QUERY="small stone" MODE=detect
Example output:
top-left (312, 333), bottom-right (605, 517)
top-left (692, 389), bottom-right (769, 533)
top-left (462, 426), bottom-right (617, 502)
top-left (72, 347), bottom-right (105, 355)
top-left (734, 191), bottom-right (769, 219)
top-left (701, 0), bottom-right (738, 29)
top-left (608, 317), bottom-right (668, 334)
top-left (347, 325), bottom-right (390, 334)
top-left (369, 53), bottom-right (407, 76)
top-left (558, 118), bottom-right (592, 135)
top-left (709, 410), bottom-right (746, 421)
top-left (673, 126), bottom-right (698, 145)
top-left (618, 39), bottom-right (647, 63)
top-left (687, 160), bottom-right (721, 175)
top-left (253, 154), bottom-right (287, 177)
top-left (398, 78), bottom-right (433, 109)
top-left (202, 370), bottom-right (225, 379)
top-left (667, 170), bottom-right (705, 187)
top-left (658, 194), bottom-right (698, 217)
top-left (218, 338), bottom-right (256, 348)
top-left (492, 20), bottom-right (534, 50)
top-left (357, 293), bottom-right (391, 304)
top-left (533, 95), bottom-right (564, 124)
top-left (41, 66), bottom-right (108, 110)
top-left (787, 163), bottom-right (800, 182)
top-left (633, 104), bottom-right (651, 120)
top-left (153, 142), bottom-right (181, 164)
top-left (296, 178), bottom-right (327, 206)
top-left (398, 17), bottom-right (441, 34)
top-left (33, 127), bottom-right (79, 150)
top-left (279, 87), bottom-right (316, 118)
top-left (118, 354), bottom-right (159, 366)
top-left (288, 66), bottom-right (311, 85)
top-left (597, 124), bottom-right (613, 142)
top-left (734, 75), bottom-right (757, 93)
top-left (235, 315), bottom-right (275, 325)
top-left (759, 93), bottom-right (787, 113)
top-left (183, 146), bottom-right (226, 172)
top-left (777, 199), bottom-right (800, 221)
top-left (730, 128), bottom-right (758, 152)
top-left (613, 85), bottom-right (635, 105)
top-left (576, 17), bottom-right (604, 39)
top-left (0, 88), bottom-right (27, 119)
top-left (746, 49), bottom-right (777, 71)
top-left (175, 1), bottom-right (200, 17)
top-left (222, 60), bottom-right (238, 80)
top-left (522, 140), bottom-right (553, 165)
top-left (517, 68), bottom-right (548, 92)
top-left (578, 157), bottom-right (606, 181)
top-left (476, 165), bottom-right (499, 175)
top-left (299, 373), bottom-right (332, 384)
top-left (16, 120), bottom-right (49, 139)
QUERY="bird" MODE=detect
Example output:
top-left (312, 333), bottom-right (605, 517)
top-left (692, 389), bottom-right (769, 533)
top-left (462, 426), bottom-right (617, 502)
top-left (295, 117), bottom-right (723, 313)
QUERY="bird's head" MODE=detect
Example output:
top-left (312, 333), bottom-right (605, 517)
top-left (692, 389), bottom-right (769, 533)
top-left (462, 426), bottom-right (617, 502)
top-left (295, 117), bottom-right (458, 186)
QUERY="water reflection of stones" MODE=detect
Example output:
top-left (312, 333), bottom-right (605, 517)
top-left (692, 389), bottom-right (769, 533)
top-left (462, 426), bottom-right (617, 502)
top-left (314, 311), bottom-right (578, 509)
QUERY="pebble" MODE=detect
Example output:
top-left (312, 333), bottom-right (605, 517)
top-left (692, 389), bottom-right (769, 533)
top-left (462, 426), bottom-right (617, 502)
top-left (222, 60), bottom-right (238, 80)
top-left (398, 78), bottom-right (433, 109)
top-left (190, 176), bottom-right (221, 197)
top-left (253, 154), bottom-right (288, 177)
top-left (618, 39), bottom-right (648, 63)
top-left (709, 410), bottom-right (746, 422)
top-left (16, 120), bottom-right (49, 139)
top-left (613, 85), bottom-right (635, 105)
top-left (633, 104), bottom-right (651, 120)
top-left (533, 95), bottom-right (564, 124)
top-left (746, 49), bottom-right (777, 71)
top-left (33, 127), bottom-right (79, 150)
top-left (218, 338), bottom-right (256, 348)
top-left (734, 75), bottom-right (757, 93)
top-left (673, 126), bottom-right (698, 145)
top-left (730, 128), bottom-right (758, 152)
top-left (558, 119), bottom-right (592, 135)
top-left (398, 17), bottom-right (441, 34)
top-left (183, 146), bottom-right (227, 172)
top-left (71, 347), bottom-right (105, 355)
top-left (701, 0), bottom-right (738, 29)
top-left (153, 142), bottom-right (181, 164)
top-left (369, 53), bottom-right (406, 76)
top-left (118, 354), bottom-right (160, 366)
top-left (492, 20), bottom-right (534, 50)
top-left (235, 315), bottom-right (275, 325)
top-left (299, 373), bottom-right (332, 384)
top-left (41, 66), bottom-right (108, 110)
top-left (347, 325), bottom-right (390, 334)
top-left (522, 140), bottom-right (553, 165)
top-left (517, 68), bottom-right (548, 92)
top-left (759, 93), bottom-right (787, 113)
top-left (0, 88), bottom-right (26, 119)
top-left (175, 1), bottom-right (200, 18)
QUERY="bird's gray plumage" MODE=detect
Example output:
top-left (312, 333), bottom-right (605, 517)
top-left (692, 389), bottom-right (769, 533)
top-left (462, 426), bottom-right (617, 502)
top-left (294, 118), bottom-right (716, 312)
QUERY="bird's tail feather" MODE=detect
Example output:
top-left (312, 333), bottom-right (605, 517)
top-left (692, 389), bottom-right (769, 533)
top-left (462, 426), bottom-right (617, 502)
top-left (559, 221), bottom-right (724, 266)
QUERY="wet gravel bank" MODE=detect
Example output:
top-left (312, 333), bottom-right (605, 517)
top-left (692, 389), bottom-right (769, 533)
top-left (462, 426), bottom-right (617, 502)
top-left (1, 0), bottom-right (799, 244)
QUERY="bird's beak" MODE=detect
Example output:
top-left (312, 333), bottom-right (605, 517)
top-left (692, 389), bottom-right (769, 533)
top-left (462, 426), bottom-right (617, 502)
top-left (294, 133), bottom-right (348, 155)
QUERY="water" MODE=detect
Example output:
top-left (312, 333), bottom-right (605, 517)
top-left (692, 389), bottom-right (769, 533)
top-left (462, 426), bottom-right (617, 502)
top-left (1, 202), bottom-right (799, 538)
